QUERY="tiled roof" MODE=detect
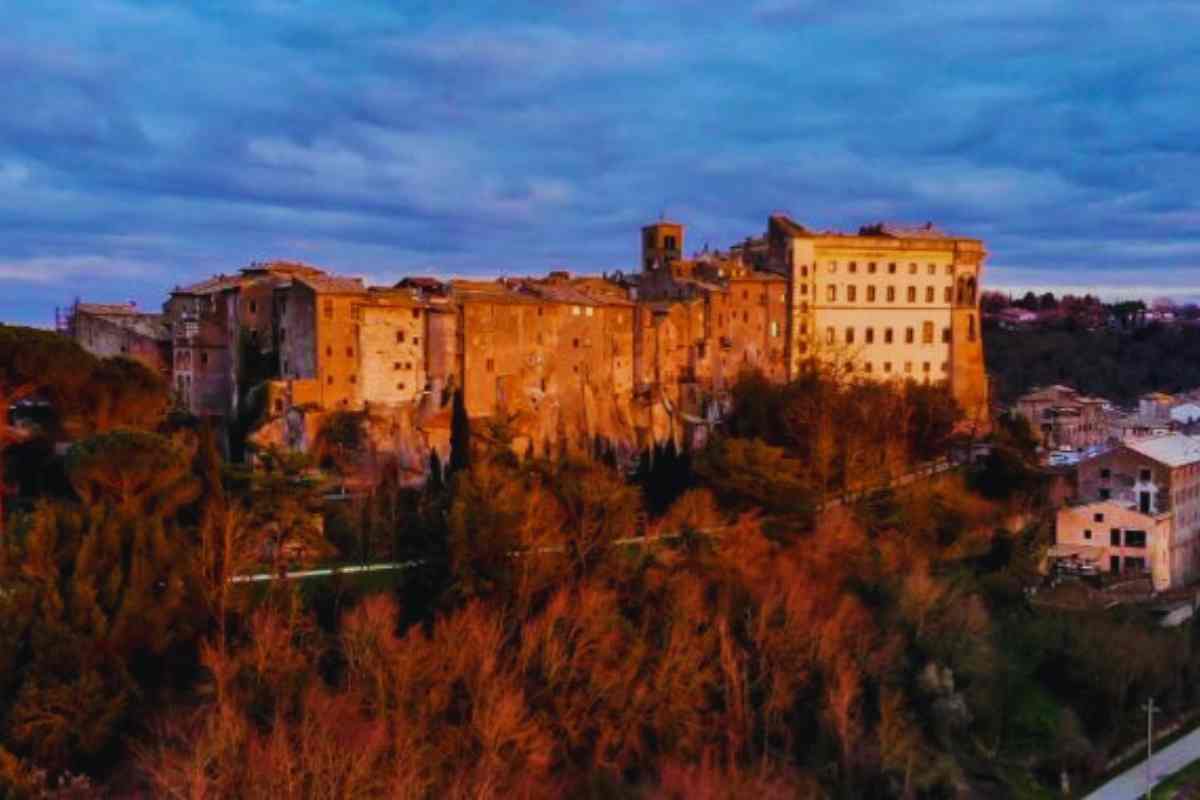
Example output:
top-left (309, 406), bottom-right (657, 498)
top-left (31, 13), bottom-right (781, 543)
top-left (295, 275), bottom-right (366, 294)
top-left (77, 302), bottom-right (141, 316)
top-left (77, 304), bottom-right (169, 340)
top-left (858, 221), bottom-right (950, 239)
top-left (174, 274), bottom-right (244, 295)
top-left (241, 260), bottom-right (325, 277)
top-left (1124, 434), bottom-right (1200, 467)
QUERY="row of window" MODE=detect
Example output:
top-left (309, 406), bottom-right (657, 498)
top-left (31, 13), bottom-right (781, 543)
top-left (819, 284), bottom-right (955, 304)
top-left (322, 299), bottom-right (424, 321)
top-left (1081, 528), bottom-right (1148, 548)
top-left (849, 360), bottom-right (946, 375)
top-left (825, 261), bottom-right (954, 276)
top-left (824, 323), bottom-right (950, 346)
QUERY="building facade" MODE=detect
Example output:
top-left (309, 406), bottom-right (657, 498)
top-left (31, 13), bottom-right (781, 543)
top-left (1015, 385), bottom-right (1110, 451)
top-left (1057, 434), bottom-right (1200, 589)
top-left (71, 214), bottom-right (991, 465)
top-left (68, 302), bottom-right (170, 374)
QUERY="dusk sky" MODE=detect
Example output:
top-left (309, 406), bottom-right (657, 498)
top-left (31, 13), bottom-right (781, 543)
top-left (4, 0), bottom-right (1200, 325)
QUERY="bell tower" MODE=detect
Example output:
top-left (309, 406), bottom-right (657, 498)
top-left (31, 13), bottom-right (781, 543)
top-left (641, 221), bottom-right (684, 272)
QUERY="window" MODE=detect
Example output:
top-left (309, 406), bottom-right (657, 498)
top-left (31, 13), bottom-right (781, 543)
top-left (249, 300), bottom-right (257, 314)
top-left (573, 338), bottom-right (580, 348)
top-left (1100, 468), bottom-right (1111, 479)
top-left (829, 261), bottom-right (838, 273)
top-left (485, 358), bottom-right (495, 372)
top-left (801, 284), bottom-right (808, 295)
top-left (1125, 530), bottom-right (1147, 548)
top-left (826, 327), bottom-right (835, 345)
top-left (905, 327), bottom-right (915, 344)
top-left (1084, 529), bottom-right (1093, 540)
top-left (413, 337), bottom-right (420, 346)
top-left (867, 285), bottom-right (876, 302)
top-left (923, 362), bottom-right (931, 373)
top-left (1124, 556), bottom-right (1146, 571)
top-left (865, 362), bottom-right (873, 372)
top-left (888, 263), bottom-right (897, 274)
top-left (884, 327), bottom-right (894, 344)
top-left (946, 264), bottom-right (954, 276)
top-left (847, 285), bottom-right (857, 302)
top-left (586, 307), bottom-right (594, 317)
top-left (865, 327), bottom-right (875, 344)
top-left (397, 382), bottom-right (406, 391)
top-left (849, 261), bottom-right (857, 273)
top-left (904, 362), bottom-right (913, 374)
top-left (967, 314), bottom-right (976, 341)
top-left (942, 327), bottom-right (951, 343)
top-left (412, 308), bottom-right (421, 319)
top-left (884, 362), bottom-right (892, 372)
top-left (1100, 488), bottom-right (1112, 500)
top-left (907, 286), bottom-right (916, 303)
top-left (326, 346), bottom-right (333, 357)
top-left (393, 361), bottom-right (401, 370)
top-left (944, 286), bottom-right (953, 303)
top-left (922, 322), bottom-right (934, 344)
top-left (927, 263), bottom-right (936, 275)
top-left (1094, 512), bottom-right (1105, 523)
top-left (200, 352), bottom-right (208, 366)
top-left (887, 286), bottom-right (896, 302)
top-left (349, 374), bottom-right (357, 384)
top-left (572, 306), bottom-right (581, 316)
top-left (1140, 469), bottom-right (1152, 482)
top-left (770, 321), bottom-right (780, 338)
top-left (909, 263), bottom-right (917, 275)
top-left (846, 327), bottom-right (855, 344)
top-left (827, 285), bottom-right (837, 302)
top-left (345, 346), bottom-right (353, 357)
top-left (1110, 529), bottom-right (1121, 546)
top-left (323, 299), bottom-right (333, 320)
top-left (396, 330), bottom-right (405, 343)
top-left (327, 375), bottom-right (334, 385)
top-left (868, 262), bottom-right (877, 274)
top-left (925, 286), bottom-right (934, 303)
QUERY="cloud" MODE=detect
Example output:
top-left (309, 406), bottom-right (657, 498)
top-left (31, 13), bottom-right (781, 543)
top-left (1, 0), bottom-right (1199, 324)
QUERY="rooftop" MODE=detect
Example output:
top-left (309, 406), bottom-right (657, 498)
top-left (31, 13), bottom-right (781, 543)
top-left (1124, 434), bottom-right (1200, 467)
top-left (76, 304), bottom-right (169, 340)
top-left (295, 275), bottom-right (366, 294)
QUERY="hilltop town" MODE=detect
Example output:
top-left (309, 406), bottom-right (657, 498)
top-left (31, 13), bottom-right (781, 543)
top-left (64, 213), bottom-right (990, 474)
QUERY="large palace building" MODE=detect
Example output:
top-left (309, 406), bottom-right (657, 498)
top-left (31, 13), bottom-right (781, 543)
top-left (71, 214), bottom-right (989, 471)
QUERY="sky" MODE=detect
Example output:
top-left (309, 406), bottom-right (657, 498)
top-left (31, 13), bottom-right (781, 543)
top-left (4, 0), bottom-right (1200, 325)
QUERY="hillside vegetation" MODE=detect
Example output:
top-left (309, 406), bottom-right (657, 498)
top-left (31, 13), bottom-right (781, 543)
top-left (1, 328), bottom-right (1197, 798)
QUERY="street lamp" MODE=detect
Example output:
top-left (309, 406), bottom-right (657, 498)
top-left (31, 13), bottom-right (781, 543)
top-left (1143, 698), bottom-right (1160, 799)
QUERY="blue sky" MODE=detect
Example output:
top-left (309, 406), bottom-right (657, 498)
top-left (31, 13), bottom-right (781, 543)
top-left (4, 0), bottom-right (1200, 325)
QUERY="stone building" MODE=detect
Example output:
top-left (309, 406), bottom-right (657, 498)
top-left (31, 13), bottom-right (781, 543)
top-left (1055, 434), bottom-right (1200, 589)
top-left (165, 261), bottom-right (325, 417)
top-left (1014, 385), bottom-right (1110, 451)
top-left (101, 213), bottom-right (992, 473)
top-left (68, 302), bottom-right (170, 374)
top-left (636, 215), bottom-right (990, 425)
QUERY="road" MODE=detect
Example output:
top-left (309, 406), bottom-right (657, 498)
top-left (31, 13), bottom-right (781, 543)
top-left (1084, 725), bottom-right (1200, 799)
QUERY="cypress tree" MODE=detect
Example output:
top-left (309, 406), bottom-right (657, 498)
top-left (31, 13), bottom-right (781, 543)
top-left (449, 389), bottom-right (471, 475)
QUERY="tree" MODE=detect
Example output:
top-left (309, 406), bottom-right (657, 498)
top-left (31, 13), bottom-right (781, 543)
top-left (0, 328), bottom-right (95, 539)
top-left (448, 389), bottom-right (471, 475)
top-left (1, 429), bottom-right (207, 773)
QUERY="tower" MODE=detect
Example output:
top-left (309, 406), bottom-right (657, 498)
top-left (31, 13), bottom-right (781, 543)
top-left (641, 221), bottom-right (684, 272)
